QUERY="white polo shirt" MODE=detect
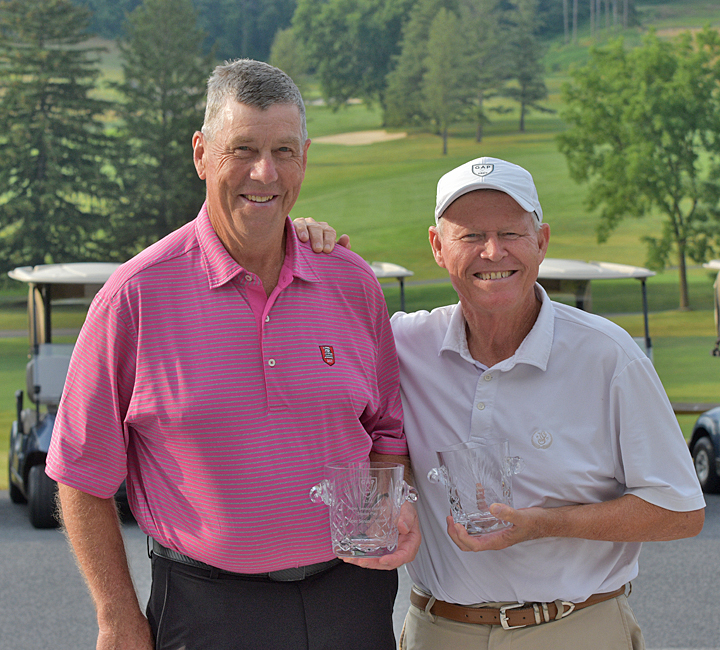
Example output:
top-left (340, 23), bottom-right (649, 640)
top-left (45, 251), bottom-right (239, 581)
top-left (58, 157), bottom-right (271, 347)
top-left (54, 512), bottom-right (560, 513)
top-left (391, 286), bottom-right (704, 605)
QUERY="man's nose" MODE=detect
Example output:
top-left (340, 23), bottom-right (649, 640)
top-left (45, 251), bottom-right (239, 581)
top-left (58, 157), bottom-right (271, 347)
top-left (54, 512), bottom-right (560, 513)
top-left (250, 154), bottom-right (278, 184)
top-left (480, 235), bottom-right (506, 261)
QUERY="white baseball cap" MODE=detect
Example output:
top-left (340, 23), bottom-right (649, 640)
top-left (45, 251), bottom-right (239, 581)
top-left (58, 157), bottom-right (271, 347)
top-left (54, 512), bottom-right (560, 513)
top-left (435, 157), bottom-right (543, 224)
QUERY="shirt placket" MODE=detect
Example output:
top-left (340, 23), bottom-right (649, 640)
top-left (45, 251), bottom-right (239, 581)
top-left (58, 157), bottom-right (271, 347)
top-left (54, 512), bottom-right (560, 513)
top-left (470, 368), bottom-right (499, 440)
top-left (256, 270), bottom-right (294, 412)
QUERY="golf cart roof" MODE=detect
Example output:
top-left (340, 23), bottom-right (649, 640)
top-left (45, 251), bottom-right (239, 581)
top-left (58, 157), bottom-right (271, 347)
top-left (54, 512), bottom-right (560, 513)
top-left (539, 258), bottom-right (655, 281)
top-left (537, 258), bottom-right (655, 359)
top-left (8, 263), bottom-right (121, 285)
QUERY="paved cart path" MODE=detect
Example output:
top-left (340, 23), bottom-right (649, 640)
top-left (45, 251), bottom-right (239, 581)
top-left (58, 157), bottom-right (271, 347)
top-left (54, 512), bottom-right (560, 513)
top-left (1, 491), bottom-right (718, 649)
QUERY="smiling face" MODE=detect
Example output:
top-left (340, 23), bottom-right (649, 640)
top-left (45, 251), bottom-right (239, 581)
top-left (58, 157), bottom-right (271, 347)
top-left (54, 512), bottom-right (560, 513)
top-left (429, 189), bottom-right (550, 322)
top-left (192, 100), bottom-right (310, 257)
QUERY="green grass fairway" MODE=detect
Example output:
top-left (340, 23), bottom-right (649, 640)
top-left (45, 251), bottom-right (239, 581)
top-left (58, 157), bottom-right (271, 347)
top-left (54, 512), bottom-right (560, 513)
top-left (294, 118), bottom-right (667, 282)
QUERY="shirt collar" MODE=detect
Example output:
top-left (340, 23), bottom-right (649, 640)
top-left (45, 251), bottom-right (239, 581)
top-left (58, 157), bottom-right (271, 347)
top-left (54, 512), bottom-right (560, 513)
top-left (196, 203), bottom-right (320, 289)
top-left (440, 283), bottom-right (555, 372)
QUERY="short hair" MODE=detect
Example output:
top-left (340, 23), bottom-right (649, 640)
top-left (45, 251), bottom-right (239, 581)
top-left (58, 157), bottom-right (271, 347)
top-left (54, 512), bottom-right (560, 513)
top-left (201, 59), bottom-right (307, 142)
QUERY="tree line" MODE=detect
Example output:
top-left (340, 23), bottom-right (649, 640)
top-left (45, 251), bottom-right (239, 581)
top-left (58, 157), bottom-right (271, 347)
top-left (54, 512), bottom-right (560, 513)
top-left (71, 0), bottom-right (297, 62)
top-left (3, 0), bottom-right (719, 311)
top-left (279, 0), bottom-right (635, 153)
top-left (0, 0), bottom-right (210, 270)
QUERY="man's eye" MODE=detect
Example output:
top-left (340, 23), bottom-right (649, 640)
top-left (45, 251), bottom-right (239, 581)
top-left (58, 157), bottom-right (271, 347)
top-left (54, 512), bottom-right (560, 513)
top-left (501, 232), bottom-right (520, 239)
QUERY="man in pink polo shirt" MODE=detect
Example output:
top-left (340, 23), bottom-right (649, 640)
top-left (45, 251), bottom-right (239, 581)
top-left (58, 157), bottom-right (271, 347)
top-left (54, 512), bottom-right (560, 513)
top-left (47, 59), bottom-right (419, 650)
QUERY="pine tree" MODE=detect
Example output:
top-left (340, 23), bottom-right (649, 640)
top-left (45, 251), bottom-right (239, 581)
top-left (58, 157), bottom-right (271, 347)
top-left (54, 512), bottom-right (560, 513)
top-left (112, 0), bottom-right (212, 255)
top-left (503, 0), bottom-right (552, 132)
top-left (421, 8), bottom-right (473, 154)
top-left (383, 0), bottom-right (447, 128)
top-left (458, 0), bottom-right (512, 142)
top-left (0, 0), bottom-right (117, 270)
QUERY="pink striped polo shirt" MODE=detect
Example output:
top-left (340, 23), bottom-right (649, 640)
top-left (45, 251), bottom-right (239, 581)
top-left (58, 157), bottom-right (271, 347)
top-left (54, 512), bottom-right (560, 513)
top-left (46, 204), bottom-right (405, 573)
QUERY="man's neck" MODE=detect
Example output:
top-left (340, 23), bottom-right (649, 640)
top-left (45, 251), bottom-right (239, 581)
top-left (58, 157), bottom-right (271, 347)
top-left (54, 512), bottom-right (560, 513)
top-left (211, 214), bottom-right (288, 297)
top-left (462, 291), bottom-right (542, 367)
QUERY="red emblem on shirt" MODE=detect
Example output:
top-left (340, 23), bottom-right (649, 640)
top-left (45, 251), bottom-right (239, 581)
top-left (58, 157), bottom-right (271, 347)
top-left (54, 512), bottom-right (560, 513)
top-left (319, 346), bottom-right (335, 366)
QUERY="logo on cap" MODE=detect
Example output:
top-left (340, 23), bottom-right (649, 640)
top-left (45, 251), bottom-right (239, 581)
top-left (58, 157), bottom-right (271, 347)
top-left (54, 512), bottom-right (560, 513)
top-left (472, 164), bottom-right (494, 177)
top-left (319, 345), bottom-right (336, 366)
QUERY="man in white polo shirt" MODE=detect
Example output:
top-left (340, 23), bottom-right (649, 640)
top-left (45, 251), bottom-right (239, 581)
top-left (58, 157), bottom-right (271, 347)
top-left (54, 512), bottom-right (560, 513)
top-left (296, 156), bottom-right (705, 650)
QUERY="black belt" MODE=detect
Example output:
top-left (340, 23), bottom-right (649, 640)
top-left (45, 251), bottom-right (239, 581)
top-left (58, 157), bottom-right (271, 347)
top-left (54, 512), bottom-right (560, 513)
top-left (150, 539), bottom-right (342, 582)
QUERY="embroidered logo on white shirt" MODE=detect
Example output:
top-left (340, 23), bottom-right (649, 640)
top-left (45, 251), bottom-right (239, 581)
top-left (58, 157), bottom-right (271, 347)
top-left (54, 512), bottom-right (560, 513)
top-left (531, 430), bottom-right (553, 449)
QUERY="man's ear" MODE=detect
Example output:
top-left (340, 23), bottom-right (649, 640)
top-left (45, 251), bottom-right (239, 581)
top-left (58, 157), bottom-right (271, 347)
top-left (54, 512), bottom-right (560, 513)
top-left (537, 222), bottom-right (550, 261)
top-left (192, 131), bottom-right (207, 180)
top-left (429, 225), bottom-right (446, 269)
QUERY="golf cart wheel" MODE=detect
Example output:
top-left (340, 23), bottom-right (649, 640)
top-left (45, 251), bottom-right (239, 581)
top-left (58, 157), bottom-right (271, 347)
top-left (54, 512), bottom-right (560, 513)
top-left (28, 464), bottom-right (59, 529)
top-left (692, 436), bottom-right (720, 494)
top-left (8, 456), bottom-right (27, 504)
top-left (9, 479), bottom-right (26, 504)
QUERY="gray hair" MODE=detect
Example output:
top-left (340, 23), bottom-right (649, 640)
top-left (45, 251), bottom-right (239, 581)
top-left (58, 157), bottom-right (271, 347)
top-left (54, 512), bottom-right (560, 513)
top-left (201, 59), bottom-right (307, 142)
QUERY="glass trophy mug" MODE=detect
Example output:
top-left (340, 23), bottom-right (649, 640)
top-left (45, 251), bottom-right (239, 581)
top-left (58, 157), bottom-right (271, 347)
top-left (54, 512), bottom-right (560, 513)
top-left (310, 461), bottom-right (417, 557)
top-left (428, 439), bottom-right (524, 535)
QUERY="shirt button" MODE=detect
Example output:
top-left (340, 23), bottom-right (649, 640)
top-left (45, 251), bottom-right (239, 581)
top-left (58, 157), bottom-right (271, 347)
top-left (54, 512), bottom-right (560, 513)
top-left (268, 359), bottom-right (276, 367)
top-left (484, 374), bottom-right (493, 382)
top-left (477, 402), bottom-right (485, 410)
top-left (265, 315), bottom-right (270, 323)
top-left (245, 274), bottom-right (253, 282)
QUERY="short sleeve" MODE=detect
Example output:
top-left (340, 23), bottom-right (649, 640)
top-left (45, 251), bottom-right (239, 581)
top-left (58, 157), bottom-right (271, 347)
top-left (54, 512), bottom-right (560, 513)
top-left (612, 357), bottom-right (705, 512)
top-left (46, 293), bottom-right (138, 498)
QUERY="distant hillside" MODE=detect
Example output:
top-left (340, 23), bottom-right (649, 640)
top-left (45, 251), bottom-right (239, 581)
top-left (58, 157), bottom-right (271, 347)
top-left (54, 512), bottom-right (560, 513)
top-left (544, 0), bottom-right (720, 72)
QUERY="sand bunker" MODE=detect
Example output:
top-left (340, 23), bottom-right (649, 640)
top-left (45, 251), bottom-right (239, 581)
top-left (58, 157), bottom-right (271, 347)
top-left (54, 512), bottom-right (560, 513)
top-left (312, 130), bottom-right (407, 145)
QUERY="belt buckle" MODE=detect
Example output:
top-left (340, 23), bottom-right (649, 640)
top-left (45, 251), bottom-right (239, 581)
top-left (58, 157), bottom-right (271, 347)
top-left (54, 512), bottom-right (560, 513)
top-left (559, 601), bottom-right (576, 618)
top-left (499, 602), bottom-right (528, 630)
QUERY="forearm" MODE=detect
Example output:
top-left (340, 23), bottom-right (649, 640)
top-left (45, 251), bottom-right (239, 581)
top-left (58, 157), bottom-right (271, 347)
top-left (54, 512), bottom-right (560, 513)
top-left (57, 483), bottom-right (150, 642)
top-left (450, 494), bottom-right (704, 552)
top-left (543, 494), bottom-right (705, 542)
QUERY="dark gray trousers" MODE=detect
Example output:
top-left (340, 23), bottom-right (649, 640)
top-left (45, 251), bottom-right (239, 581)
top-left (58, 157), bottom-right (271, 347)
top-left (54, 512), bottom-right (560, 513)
top-left (147, 554), bottom-right (398, 650)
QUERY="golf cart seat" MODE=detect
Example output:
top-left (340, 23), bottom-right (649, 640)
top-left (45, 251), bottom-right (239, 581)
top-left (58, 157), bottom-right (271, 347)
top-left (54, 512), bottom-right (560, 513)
top-left (26, 343), bottom-right (75, 407)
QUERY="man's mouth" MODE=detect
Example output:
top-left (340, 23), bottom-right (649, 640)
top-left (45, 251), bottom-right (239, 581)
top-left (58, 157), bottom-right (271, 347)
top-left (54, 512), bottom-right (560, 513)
top-left (244, 194), bottom-right (274, 203)
top-left (475, 271), bottom-right (515, 280)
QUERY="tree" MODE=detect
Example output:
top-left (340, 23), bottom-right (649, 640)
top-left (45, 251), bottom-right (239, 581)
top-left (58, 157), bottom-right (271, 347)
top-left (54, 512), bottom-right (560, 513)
top-left (193, 0), bottom-right (296, 61)
top-left (558, 30), bottom-right (720, 309)
top-left (458, 0), bottom-right (511, 142)
top-left (383, 0), bottom-right (447, 128)
top-left (72, 0), bottom-right (142, 38)
top-left (384, 0), bottom-right (510, 140)
top-left (502, 0), bottom-right (551, 132)
top-left (292, 0), bottom-right (413, 109)
top-left (0, 0), bottom-right (117, 270)
top-left (111, 0), bottom-right (211, 256)
top-left (269, 27), bottom-right (309, 95)
top-left (421, 8), bottom-right (472, 154)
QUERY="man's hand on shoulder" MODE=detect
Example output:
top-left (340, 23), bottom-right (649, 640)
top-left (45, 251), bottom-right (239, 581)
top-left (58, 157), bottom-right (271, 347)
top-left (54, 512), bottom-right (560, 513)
top-left (342, 501), bottom-right (421, 570)
top-left (293, 217), bottom-right (350, 253)
top-left (446, 504), bottom-right (548, 552)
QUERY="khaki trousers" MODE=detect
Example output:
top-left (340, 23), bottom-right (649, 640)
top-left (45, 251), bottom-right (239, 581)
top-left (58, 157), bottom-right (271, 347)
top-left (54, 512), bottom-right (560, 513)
top-left (399, 594), bottom-right (645, 650)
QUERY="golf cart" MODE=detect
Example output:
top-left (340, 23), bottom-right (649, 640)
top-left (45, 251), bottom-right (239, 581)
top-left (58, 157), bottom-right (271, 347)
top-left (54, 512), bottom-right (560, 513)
top-left (537, 258), bottom-right (656, 359)
top-left (7, 263), bottom-right (120, 528)
top-left (687, 260), bottom-right (720, 493)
